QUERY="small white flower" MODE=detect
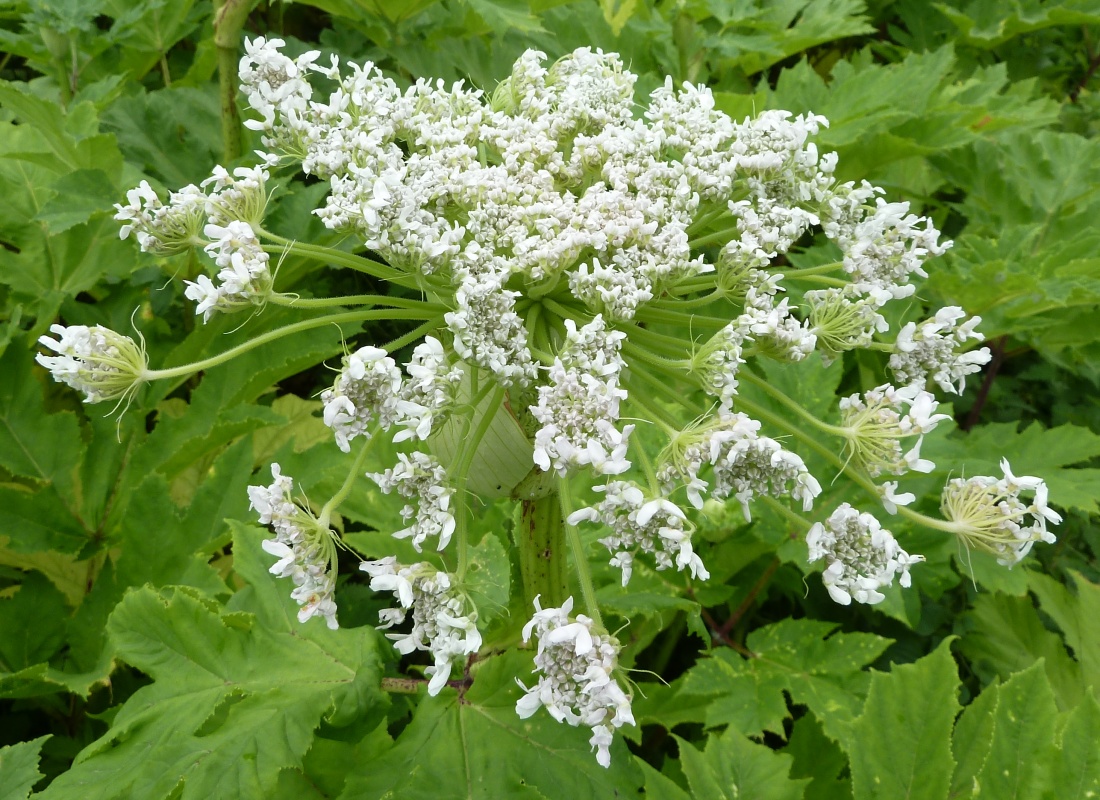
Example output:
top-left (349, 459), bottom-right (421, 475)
top-left (878, 481), bottom-right (916, 514)
top-left (807, 503), bottom-right (923, 605)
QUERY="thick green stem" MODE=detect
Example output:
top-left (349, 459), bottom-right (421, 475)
top-left (633, 306), bottom-right (730, 329)
top-left (144, 309), bottom-right (437, 382)
top-left (516, 493), bottom-right (568, 610)
top-left (213, 0), bottom-right (250, 163)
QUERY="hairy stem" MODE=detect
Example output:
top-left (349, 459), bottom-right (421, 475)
top-left (516, 492), bottom-right (568, 611)
top-left (213, 0), bottom-right (250, 162)
top-left (144, 309), bottom-right (437, 382)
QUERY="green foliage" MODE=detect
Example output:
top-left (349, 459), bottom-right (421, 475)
top-left (1, 0), bottom-right (1099, 796)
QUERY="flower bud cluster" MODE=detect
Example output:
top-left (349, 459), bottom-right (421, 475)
top-left (516, 597), bottom-right (634, 768)
top-left (568, 481), bottom-right (708, 586)
top-left (889, 307), bottom-right (991, 394)
top-left (360, 558), bottom-right (482, 695)
top-left (659, 412), bottom-right (821, 516)
top-left (805, 288), bottom-right (888, 364)
top-left (691, 323), bottom-right (746, 409)
top-left (839, 383), bottom-right (949, 477)
top-left (806, 503), bottom-right (923, 605)
top-left (941, 459), bottom-right (1061, 566)
top-left (248, 464), bottom-right (340, 629)
top-left (36, 324), bottom-right (147, 405)
top-left (368, 452), bottom-right (456, 552)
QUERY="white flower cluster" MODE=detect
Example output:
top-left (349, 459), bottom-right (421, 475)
top-left (516, 597), bottom-right (634, 768)
top-left (361, 558), bottom-right (482, 695)
top-left (941, 459), bottom-right (1061, 566)
top-left (829, 195), bottom-right (951, 300)
top-left (532, 316), bottom-right (634, 476)
top-left (737, 286), bottom-right (817, 362)
top-left (248, 464), bottom-right (339, 629)
top-left (659, 412), bottom-right (822, 516)
top-left (184, 221), bottom-right (273, 321)
top-left (114, 180), bottom-right (206, 256)
top-left (321, 345), bottom-right (403, 451)
top-left (395, 336), bottom-right (465, 442)
top-left (807, 503), bottom-right (923, 605)
top-left (568, 481), bottom-right (708, 586)
top-left (445, 270), bottom-right (538, 387)
top-left (201, 162), bottom-right (271, 226)
top-left (368, 452), bottom-right (456, 552)
top-left (322, 339), bottom-right (465, 452)
top-left (890, 307), bottom-right (991, 394)
top-left (36, 324), bottom-right (147, 404)
top-left (839, 383), bottom-right (950, 477)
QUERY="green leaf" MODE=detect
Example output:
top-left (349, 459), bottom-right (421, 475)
top-left (950, 668), bottom-right (1000, 799)
top-left (705, 0), bottom-right (873, 77)
top-left (956, 591), bottom-right (1083, 711)
top-left (465, 530), bottom-right (511, 626)
top-left (784, 711), bottom-right (851, 800)
top-left (676, 728), bottom-right (809, 800)
top-left (40, 581), bottom-right (385, 800)
top-left (972, 662), bottom-right (1059, 799)
top-left (342, 650), bottom-right (641, 798)
top-left (0, 572), bottom-right (69, 672)
top-left (679, 619), bottom-right (892, 739)
top-left (935, 0), bottom-right (1100, 47)
top-left (846, 639), bottom-right (960, 800)
top-left (102, 87), bottom-right (221, 188)
top-left (0, 735), bottom-right (50, 800)
top-left (1044, 690), bottom-right (1100, 800)
top-left (1028, 571), bottom-right (1100, 693)
top-left (636, 757), bottom-right (691, 800)
top-left (34, 168), bottom-right (119, 233)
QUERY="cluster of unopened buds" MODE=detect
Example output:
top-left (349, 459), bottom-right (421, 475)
top-left (36, 40), bottom-right (1062, 767)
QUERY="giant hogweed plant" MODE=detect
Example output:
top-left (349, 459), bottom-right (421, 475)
top-left (33, 39), bottom-right (1068, 785)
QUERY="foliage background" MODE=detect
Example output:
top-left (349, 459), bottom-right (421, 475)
top-left (0, 0), bottom-right (1099, 797)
